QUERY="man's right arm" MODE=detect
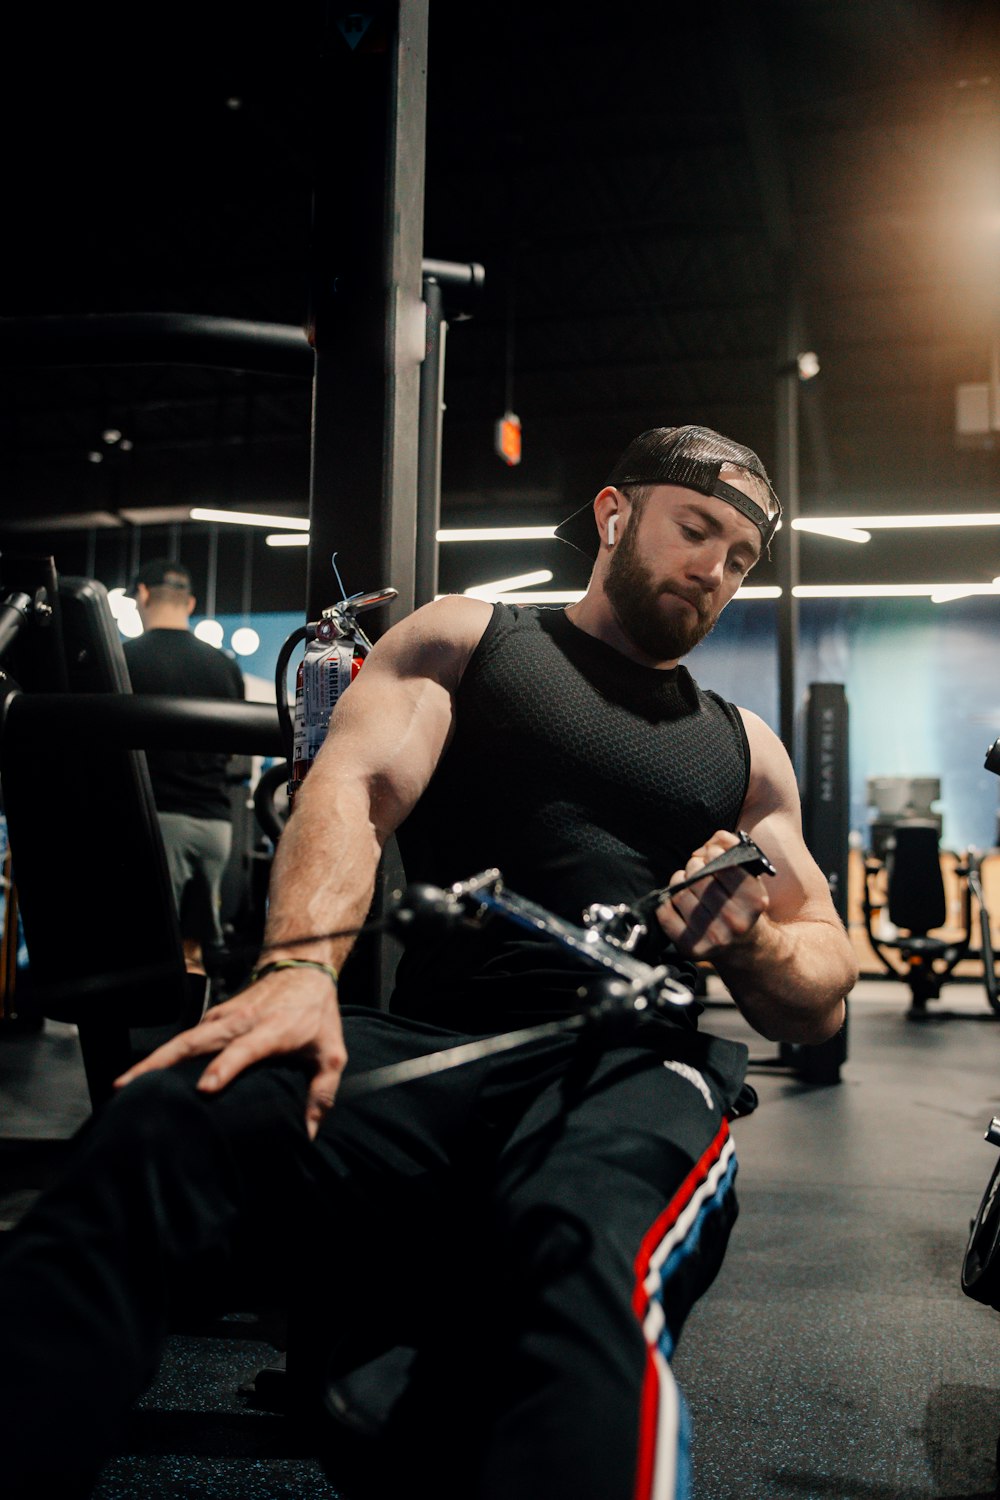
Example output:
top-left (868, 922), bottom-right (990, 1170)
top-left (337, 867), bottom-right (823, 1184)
top-left (115, 595), bottom-right (494, 1134)
top-left (262, 593), bottom-right (492, 971)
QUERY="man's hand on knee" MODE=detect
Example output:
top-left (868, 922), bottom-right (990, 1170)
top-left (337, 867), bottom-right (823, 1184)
top-left (114, 967), bottom-right (348, 1139)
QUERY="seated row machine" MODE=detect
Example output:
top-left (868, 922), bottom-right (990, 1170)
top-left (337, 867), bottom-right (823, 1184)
top-left (861, 819), bottom-right (998, 1018)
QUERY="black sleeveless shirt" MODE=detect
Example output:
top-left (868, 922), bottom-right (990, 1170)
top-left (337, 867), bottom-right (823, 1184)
top-left (390, 603), bottom-right (750, 1033)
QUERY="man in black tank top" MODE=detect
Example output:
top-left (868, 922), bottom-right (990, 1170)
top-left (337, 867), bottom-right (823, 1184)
top-left (1, 427), bottom-right (857, 1500)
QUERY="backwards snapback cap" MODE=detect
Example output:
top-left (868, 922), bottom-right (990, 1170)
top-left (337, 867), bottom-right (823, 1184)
top-left (554, 425), bottom-right (782, 561)
top-left (127, 558), bottom-right (192, 597)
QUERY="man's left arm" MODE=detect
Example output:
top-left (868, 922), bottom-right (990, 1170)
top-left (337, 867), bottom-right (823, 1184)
top-left (655, 708), bottom-right (858, 1043)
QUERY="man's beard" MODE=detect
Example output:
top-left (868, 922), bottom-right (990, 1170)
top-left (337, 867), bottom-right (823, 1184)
top-left (604, 523), bottom-right (718, 663)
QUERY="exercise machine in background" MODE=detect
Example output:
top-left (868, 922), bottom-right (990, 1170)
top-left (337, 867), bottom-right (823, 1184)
top-left (0, 554), bottom-right (282, 1105)
top-left (861, 824), bottom-right (998, 1019)
top-left (860, 770), bottom-right (998, 1020)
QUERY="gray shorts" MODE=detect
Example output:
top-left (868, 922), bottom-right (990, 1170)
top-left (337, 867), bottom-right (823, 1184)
top-left (157, 813), bottom-right (232, 947)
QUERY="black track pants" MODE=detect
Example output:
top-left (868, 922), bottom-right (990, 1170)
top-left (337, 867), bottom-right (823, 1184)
top-left (0, 1009), bottom-right (745, 1499)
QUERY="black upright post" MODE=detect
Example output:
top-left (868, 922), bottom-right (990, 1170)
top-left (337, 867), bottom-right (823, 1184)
top-left (802, 682), bottom-right (850, 924)
top-left (414, 259), bottom-right (485, 609)
top-left (416, 274), bottom-right (445, 608)
top-left (775, 289), bottom-right (801, 763)
top-left (305, 1), bottom-right (428, 626)
top-left (304, 2), bottom-right (428, 1011)
top-left (785, 679), bottom-right (850, 1083)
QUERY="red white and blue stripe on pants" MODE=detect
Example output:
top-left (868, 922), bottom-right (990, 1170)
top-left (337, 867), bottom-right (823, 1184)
top-left (631, 1119), bottom-right (737, 1500)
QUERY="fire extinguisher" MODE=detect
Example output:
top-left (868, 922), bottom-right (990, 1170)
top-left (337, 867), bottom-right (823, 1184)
top-left (275, 582), bottom-right (398, 803)
top-left (290, 620), bottom-right (363, 797)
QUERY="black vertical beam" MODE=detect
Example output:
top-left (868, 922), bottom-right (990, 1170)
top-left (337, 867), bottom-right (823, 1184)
top-left (126, 524), bottom-right (141, 587)
top-left (205, 523), bottom-right (218, 619)
top-left (802, 682), bottom-right (850, 923)
top-left (303, 3), bottom-right (428, 1013)
top-left (415, 274), bottom-right (446, 608)
top-left (414, 259), bottom-right (485, 609)
top-left (305, 1), bottom-right (428, 626)
top-left (724, 0), bottom-right (831, 765)
top-left (776, 292), bottom-right (801, 759)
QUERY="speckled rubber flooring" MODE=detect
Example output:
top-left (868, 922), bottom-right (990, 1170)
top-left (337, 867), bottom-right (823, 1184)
top-left (673, 984), bottom-right (1000, 1500)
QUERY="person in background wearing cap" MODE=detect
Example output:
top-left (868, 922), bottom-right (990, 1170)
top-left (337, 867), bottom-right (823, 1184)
top-left (124, 558), bottom-right (245, 976)
top-left (0, 429), bottom-right (857, 1500)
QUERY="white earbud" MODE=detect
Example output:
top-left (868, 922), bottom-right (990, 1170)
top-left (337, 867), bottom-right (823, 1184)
top-left (607, 515), bottom-right (617, 546)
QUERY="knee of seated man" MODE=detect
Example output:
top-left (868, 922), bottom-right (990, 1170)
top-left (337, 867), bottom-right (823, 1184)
top-left (108, 1057), bottom-right (312, 1164)
top-left (498, 1201), bottom-right (594, 1291)
top-left (100, 1062), bottom-right (222, 1153)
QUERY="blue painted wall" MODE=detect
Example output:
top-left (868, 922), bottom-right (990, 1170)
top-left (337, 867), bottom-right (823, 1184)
top-left (206, 598), bottom-right (1000, 853)
top-left (687, 596), bottom-right (1000, 852)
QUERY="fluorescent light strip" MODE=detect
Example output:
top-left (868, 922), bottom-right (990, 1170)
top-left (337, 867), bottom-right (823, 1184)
top-left (263, 526), bottom-right (561, 547)
top-left (932, 583), bottom-right (1000, 603)
top-left (792, 521), bottom-right (871, 543)
top-left (436, 586), bottom-right (781, 605)
top-left (464, 570), bottom-right (553, 600)
top-left (190, 514), bottom-right (1000, 543)
top-left (466, 582), bottom-right (997, 601)
top-left (439, 590), bottom-right (585, 605)
top-left (795, 513), bottom-right (1000, 534)
top-left (438, 526), bottom-right (557, 542)
top-left (266, 532), bottom-right (310, 547)
top-left (193, 507), bottom-right (310, 531)
top-left (547, 582), bottom-right (991, 603)
top-left (469, 584), bottom-right (1000, 603)
top-left (793, 583), bottom-right (1000, 599)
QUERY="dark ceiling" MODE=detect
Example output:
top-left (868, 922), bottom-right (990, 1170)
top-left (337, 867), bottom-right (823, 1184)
top-left (2, 0), bottom-right (1000, 614)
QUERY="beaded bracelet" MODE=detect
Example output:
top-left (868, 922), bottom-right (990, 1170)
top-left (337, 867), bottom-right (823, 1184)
top-left (249, 958), bottom-right (339, 988)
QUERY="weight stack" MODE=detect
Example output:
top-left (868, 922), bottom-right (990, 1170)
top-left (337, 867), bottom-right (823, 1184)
top-left (782, 682), bottom-right (850, 1083)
